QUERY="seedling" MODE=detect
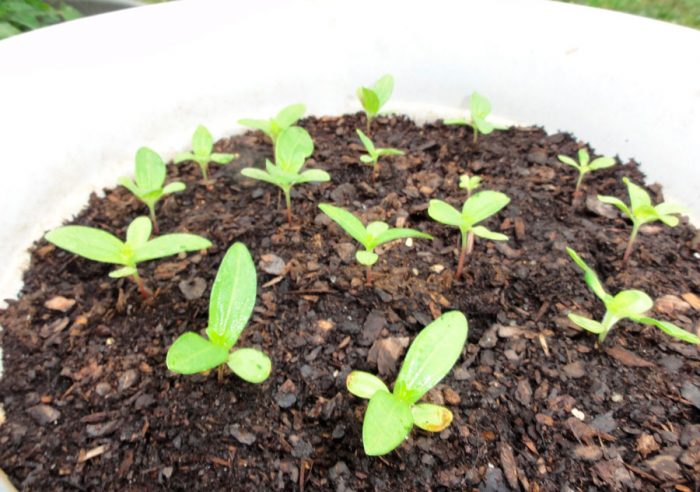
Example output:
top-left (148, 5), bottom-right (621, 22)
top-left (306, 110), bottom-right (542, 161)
top-left (428, 190), bottom-right (510, 280)
top-left (557, 148), bottom-right (615, 202)
top-left (459, 173), bottom-right (481, 197)
top-left (238, 103), bottom-right (306, 145)
top-left (598, 177), bottom-right (686, 264)
top-left (45, 216), bottom-right (211, 299)
top-left (118, 147), bottom-right (185, 232)
top-left (166, 242), bottom-right (272, 383)
top-left (356, 129), bottom-right (404, 179)
top-left (566, 248), bottom-right (699, 345)
top-left (444, 92), bottom-right (505, 144)
top-left (241, 126), bottom-right (330, 224)
top-left (346, 311), bottom-right (468, 456)
top-left (319, 203), bottom-right (432, 285)
top-left (356, 74), bottom-right (394, 133)
top-left (174, 125), bottom-right (238, 180)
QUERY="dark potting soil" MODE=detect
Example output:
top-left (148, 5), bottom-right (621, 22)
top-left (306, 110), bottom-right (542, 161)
top-left (1, 113), bottom-right (699, 491)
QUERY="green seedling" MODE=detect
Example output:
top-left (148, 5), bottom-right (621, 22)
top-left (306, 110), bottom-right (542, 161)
top-left (356, 74), bottom-right (394, 133)
top-left (241, 126), bottom-right (330, 224)
top-left (557, 148), bottom-right (615, 202)
top-left (118, 147), bottom-right (185, 233)
top-left (428, 190), bottom-right (510, 280)
top-left (318, 203), bottom-right (432, 285)
top-left (45, 216), bottom-right (211, 299)
top-left (356, 129), bottom-right (404, 179)
top-left (598, 177), bottom-right (686, 264)
top-left (444, 92), bottom-right (505, 144)
top-left (238, 103), bottom-right (306, 145)
top-left (166, 242), bottom-right (272, 383)
top-left (347, 311), bottom-right (468, 456)
top-left (174, 125), bottom-right (238, 181)
top-left (459, 173), bottom-right (481, 197)
top-left (566, 248), bottom-right (699, 345)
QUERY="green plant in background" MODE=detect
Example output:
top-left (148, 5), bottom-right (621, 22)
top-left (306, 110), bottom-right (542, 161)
top-left (559, 0), bottom-right (700, 30)
top-left (566, 247), bottom-right (699, 344)
top-left (597, 177), bottom-right (685, 264)
top-left (238, 103), bottom-right (306, 145)
top-left (557, 148), bottom-right (615, 202)
top-left (459, 173), bottom-right (481, 197)
top-left (0, 0), bottom-right (80, 39)
top-left (356, 74), bottom-right (394, 133)
top-left (166, 242), bottom-right (272, 383)
top-left (174, 125), bottom-right (238, 181)
top-left (444, 92), bottom-right (506, 144)
top-left (45, 216), bottom-right (212, 299)
top-left (319, 203), bottom-right (432, 285)
top-left (346, 311), bottom-right (468, 456)
top-left (356, 129), bottom-right (404, 179)
top-left (241, 126), bottom-right (330, 224)
top-left (428, 190), bottom-right (510, 280)
top-left (118, 147), bottom-right (185, 233)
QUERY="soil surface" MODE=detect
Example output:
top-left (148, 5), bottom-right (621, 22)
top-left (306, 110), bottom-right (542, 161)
top-left (1, 114), bottom-right (700, 491)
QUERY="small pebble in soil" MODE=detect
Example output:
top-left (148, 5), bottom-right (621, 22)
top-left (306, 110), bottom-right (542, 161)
top-left (178, 277), bottom-right (207, 300)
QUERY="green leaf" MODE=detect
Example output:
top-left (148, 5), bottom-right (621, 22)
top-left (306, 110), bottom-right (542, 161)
top-left (134, 147), bottom-right (166, 192)
top-left (275, 126), bottom-right (314, 173)
top-left (362, 390), bottom-right (413, 456)
top-left (295, 169), bottom-right (331, 184)
top-left (192, 125), bottom-right (213, 157)
top-left (0, 22), bottom-right (21, 39)
top-left (557, 155), bottom-right (580, 169)
top-left (360, 154), bottom-right (376, 165)
top-left (373, 228), bottom-right (432, 248)
top-left (276, 103), bottom-right (306, 128)
top-left (635, 317), bottom-right (700, 345)
top-left (607, 289), bottom-right (653, 319)
top-left (109, 266), bottom-right (137, 278)
top-left (241, 167), bottom-right (279, 186)
top-left (133, 233), bottom-right (211, 263)
top-left (597, 195), bottom-right (632, 219)
top-left (357, 87), bottom-right (380, 116)
top-left (443, 118), bottom-right (469, 126)
top-left (238, 118), bottom-right (273, 138)
top-left (411, 403), bottom-right (453, 432)
top-left (566, 247), bottom-right (610, 301)
top-left (173, 151), bottom-right (195, 164)
top-left (471, 225), bottom-right (508, 241)
top-left (366, 221), bottom-right (390, 238)
top-left (372, 74), bottom-right (394, 107)
top-left (658, 214), bottom-right (680, 227)
top-left (377, 148), bottom-right (404, 157)
top-left (428, 200), bottom-right (463, 227)
top-left (163, 182), bottom-right (186, 195)
top-left (166, 332), bottom-right (229, 374)
top-left (474, 118), bottom-right (495, 135)
top-left (623, 177), bottom-right (652, 210)
top-left (577, 148), bottom-right (590, 167)
top-left (118, 176), bottom-right (141, 196)
top-left (567, 313), bottom-right (605, 334)
top-left (206, 242), bottom-right (257, 349)
top-left (356, 129), bottom-right (375, 154)
top-left (45, 226), bottom-right (127, 265)
top-left (125, 216), bottom-right (152, 249)
top-left (356, 250), bottom-right (379, 266)
top-left (210, 152), bottom-right (236, 165)
top-left (394, 311), bottom-right (468, 404)
top-left (461, 190), bottom-right (510, 226)
top-left (588, 156), bottom-right (616, 171)
top-left (346, 370), bottom-right (389, 399)
top-left (654, 202), bottom-right (687, 216)
top-left (319, 203), bottom-right (369, 246)
top-left (470, 92), bottom-right (491, 119)
top-left (227, 348), bottom-right (271, 383)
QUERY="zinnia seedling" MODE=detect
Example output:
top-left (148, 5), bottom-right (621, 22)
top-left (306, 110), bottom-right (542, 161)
top-left (356, 74), bottom-right (394, 133)
top-left (459, 173), bottom-right (481, 197)
top-left (174, 125), bottom-right (238, 180)
top-left (566, 248), bottom-right (699, 345)
top-left (557, 149), bottom-right (615, 202)
top-left (166, 242), bottom-right (272, 383)
top-left (118, 147), bottom-right (186, 232)
top-left (598, 177), bottom-right (686, 264)
top-left (238, 103), bottom-right (306, 145)
top-left (45, 216), bottom-right (212, 299)
top-left (356, 128), bottom-right (404, 179)
top-left (346, 311), bottom-right (468, 456)
top-left (444, 92), bottom-right (505, 144)
top-left (241, 126), bottom-right (330, 224)
top-left (318, 203), bottom-right (432, 285)
top-left (428, 190), bottom-right (510, 280)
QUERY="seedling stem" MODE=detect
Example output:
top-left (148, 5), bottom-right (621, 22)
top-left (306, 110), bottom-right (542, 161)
top-left (622, 224), bottom-right (639, 265)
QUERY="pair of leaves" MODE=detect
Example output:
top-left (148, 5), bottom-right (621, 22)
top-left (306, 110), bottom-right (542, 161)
top-left (558, 148), bottom-right (615, 174)
top-left (174, 125), bottom-right (237, 180)
top-left (356, 129), bottom-right (404, 167)
top-left (459, 173), bottom-right (481, 193)
top-left (428, 190), bottom-right (510, 242)
top-left (346, 311), bottom-right (469, 455)
top-left (166, 243), bottom-right (272, 383)
top-left (444, 92), bottom-right (505, 142)
top-left (566, 248), bottom-right (699, 344)
top-left (45, 216), bottom-right (212, 279)
top-left (319, 203), bottom-right (432, 266)
top-left (357, 75), bottom-right (394, 121)
top-left (238, 103), bottom-right (306, 144)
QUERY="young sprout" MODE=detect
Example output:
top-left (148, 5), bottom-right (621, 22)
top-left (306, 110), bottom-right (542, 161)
top-left (444, 92), bottom-right (505, 144)
top-left (241, 126), bottom-right (330, 224)
top-left (356, 129), bottom-right (404, 179)
top-left (356, 74), bottom-right (394, 133)
top-left (167, 243), bottom-right (272, 383)
top-left (597, 177), bottom-right (686, 264)
top-left (566, 247), bottom-right (699, 345)
top-left (347, 311), bottom-right (468, 456)
top-left (459, 173), bottom-right (481, 197)
top-left (45, 216), bottom-right (211, 299)
top-left (174, 125), bottom-right (238, 181)
top-left (238, 103), bottom-right (306, 145)
top-left (557, 148), bottom-right (615, 202)
top-left (118, 147), bottom-right (185, 232)
top-left (428, 190), bottom-right (510, 280)
top-left (318, 203), bottom-right (432, 285)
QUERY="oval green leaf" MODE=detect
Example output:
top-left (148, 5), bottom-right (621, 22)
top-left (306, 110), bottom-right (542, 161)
top-left (346, 370), bottom-right (389, 399)
top-left (133, 233), bottom-right (211, 263)
top-left (134, 147), bottom-right (166, 192)
top-left (319, 203), bottom-right (369, 247)
top-left (275, 126), bottom-right (314, 173)
top-left (227, 348), bottom-right (271, 383)
top-left (428, 199), bottom-right (463, 228)
top-left (362, 390), bottom-right (413, 456)
top-left (356, 250), bottom-right (378, 266)
top-left (461, 190), bottom-right (510, 226)
top-left (45, 226), bottom-right (127, 265)
top-left (166, 331), bottom-right (229, 374)
top-left (411, 403), bottom-right (453, 432)
top-left (607, 289), bottom-right (653, 319)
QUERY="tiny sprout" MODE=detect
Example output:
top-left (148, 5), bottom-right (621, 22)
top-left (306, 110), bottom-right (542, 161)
top-left (318, 203), bottom-right (432, 285)
top-left (167, 243), bottom-right (272, 383)
top-left (566, 248), bottom-right (699, 345)
top-left (356, 129), bottom-right (404, 179)
top-left (557, 148), bottom-right (615, 201)
top-left (444, 92), bottom-right (505, 144)
top-left (241, 126), bottom-right (330, 224)
top-left (459, 173), bottom-right (481, 197)
top-left (428, 190), bottom-right (510, 280)
top-left (356, 74), bottom-right (394, 133)
top-left (238, 103), bottom-right (306, 145)
top-left (45, 216), bottom-right (211, 299)
top-left (347, 311), bottom-right (468, 456)
top-left (174, 125), bottom-right (238, 180)
top-left (598, 177), bottom-right (686, 264)
top-left (118, 147), bottom-right (185, 232)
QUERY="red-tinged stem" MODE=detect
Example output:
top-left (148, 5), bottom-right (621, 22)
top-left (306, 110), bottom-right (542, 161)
top-left (149, 206), bottom-right (160, 235)
top-left (284, 188), bottom-right (293, 225)
top-left (373, 161), bottom-right (380, 181)
top-left (217, 365), bottom-right (225, 382)
top-left (132, 271), bottom-right (151, 300)
top-left (366, 116), bottom-right (372, 135)
top-left (366, 266), bottom-right (373, 286)
top-left (455, 230), bottom-right (473, 281)
top-left (622, 225), bottom-right (639, 266)
top-left (473, 128), bottom-right (478, 145)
